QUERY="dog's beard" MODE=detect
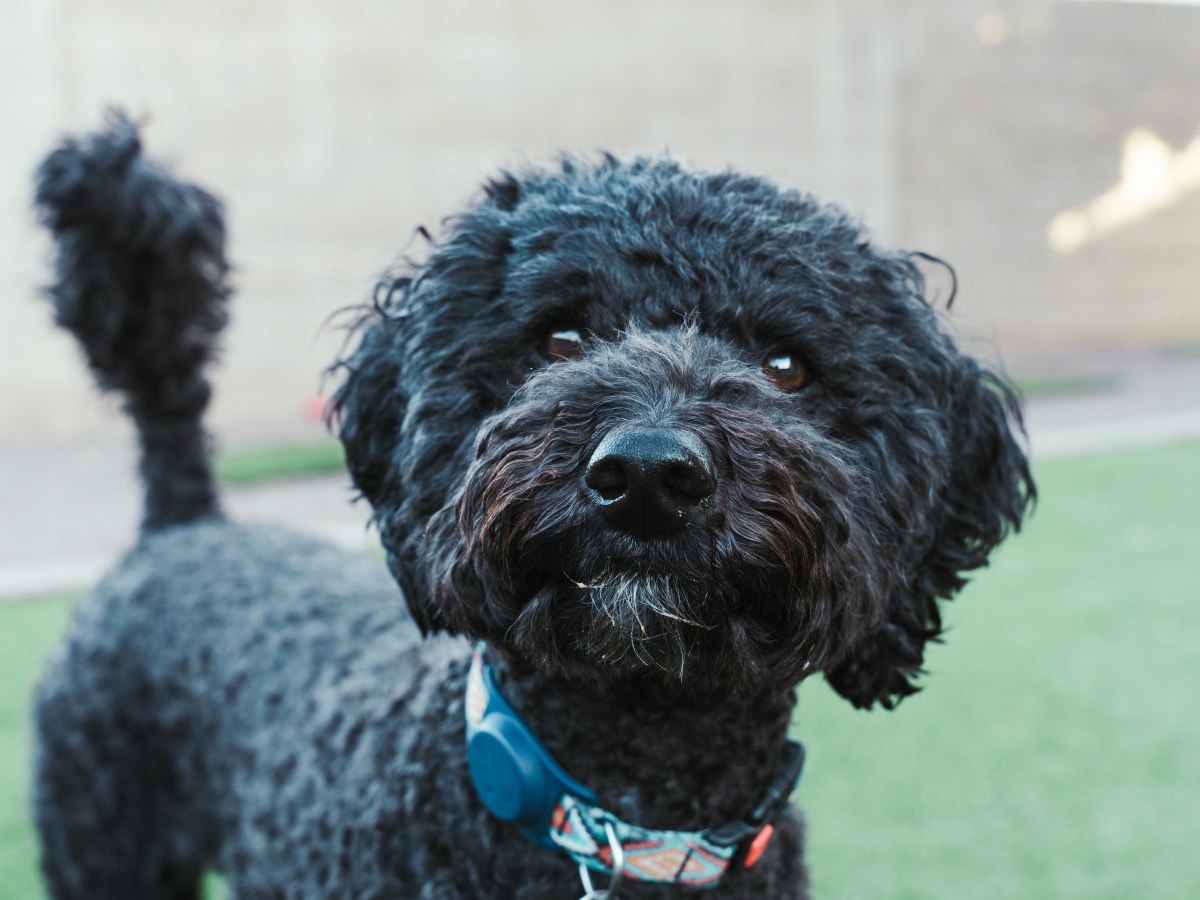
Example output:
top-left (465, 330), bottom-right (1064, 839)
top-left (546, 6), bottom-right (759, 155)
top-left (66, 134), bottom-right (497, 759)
top-left (424, 416), bottom-right (878, 695)
top-left (513, 570), bottom-right (702, 682)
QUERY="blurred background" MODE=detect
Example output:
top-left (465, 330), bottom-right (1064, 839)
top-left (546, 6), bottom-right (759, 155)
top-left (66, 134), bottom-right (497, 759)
top-left (4, 0), bottom-right (1200, 442)
top-left (1, 1), bottom-right (1198, 898)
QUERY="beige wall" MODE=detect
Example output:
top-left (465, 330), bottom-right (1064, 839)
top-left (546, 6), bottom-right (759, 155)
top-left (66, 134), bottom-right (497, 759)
top-left (900, 0), bottom-right (1200, 349)
top-left (2, 0), bottom-right (1197, 442)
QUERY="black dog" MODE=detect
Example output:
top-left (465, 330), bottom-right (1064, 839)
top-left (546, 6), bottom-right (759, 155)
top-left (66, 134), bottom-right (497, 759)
top-left (33, 113), bottom-right (1032, 899)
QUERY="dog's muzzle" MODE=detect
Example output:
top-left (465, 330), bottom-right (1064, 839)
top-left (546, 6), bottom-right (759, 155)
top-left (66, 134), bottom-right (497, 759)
top-left (584, 427), bottom-right (716, 537)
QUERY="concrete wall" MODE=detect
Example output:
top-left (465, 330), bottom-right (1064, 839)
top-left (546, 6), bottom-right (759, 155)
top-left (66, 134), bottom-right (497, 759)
top-left (899, 0), bottom-right (1200, 350)
top-left (2, 0), bottom-right (1197, 442)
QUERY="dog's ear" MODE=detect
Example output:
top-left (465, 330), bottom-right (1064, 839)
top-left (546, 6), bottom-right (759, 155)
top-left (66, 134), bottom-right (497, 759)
top-left (332, 170), bottom-right (525, 504)
top-left (329, 292), bottom-right (412, 512)
top-left (330, 176), bottom-right (525, 632)
top-left (826, 326), bottom-right (1035, 710)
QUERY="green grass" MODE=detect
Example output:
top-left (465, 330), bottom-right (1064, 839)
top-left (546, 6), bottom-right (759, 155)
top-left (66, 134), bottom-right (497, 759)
top-left (213, 440), bottom-right (345, 486)
top-left (798, 441), bottom-right (1200, 899)
top-left (0, 596), bottom-right (71, 900)
top-left (1013, 372), bottom-right (1122, 399)
top-left (202, 871), bottom-right (229, 899)
top-left (1, 442), bottom-right (1197, 898)
top-left (1164, 339), bottom-right (1200, 358)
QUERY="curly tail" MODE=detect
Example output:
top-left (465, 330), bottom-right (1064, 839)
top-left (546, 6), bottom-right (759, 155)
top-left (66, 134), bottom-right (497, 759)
top-left (35, 111), bottom-right (230, 531)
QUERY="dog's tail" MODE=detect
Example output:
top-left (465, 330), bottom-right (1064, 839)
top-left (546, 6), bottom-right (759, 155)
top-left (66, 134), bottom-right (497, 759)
top-left (35, 111), bottom-right (230, 531)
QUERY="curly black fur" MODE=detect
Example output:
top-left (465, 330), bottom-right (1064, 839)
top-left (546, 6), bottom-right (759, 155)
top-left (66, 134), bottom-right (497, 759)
top-left (34, 116), bottom-right (1031, 899)
top-left (334, 156), bottom-right (1033, 708)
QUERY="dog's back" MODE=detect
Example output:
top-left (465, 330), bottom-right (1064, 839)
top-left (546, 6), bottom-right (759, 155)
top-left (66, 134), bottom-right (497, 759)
top-left (35, 519), bottom-right (439, 897)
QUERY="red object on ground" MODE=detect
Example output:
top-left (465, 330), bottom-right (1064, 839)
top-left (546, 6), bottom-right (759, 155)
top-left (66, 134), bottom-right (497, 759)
top-left (305, 393), bottom-right (330, 423)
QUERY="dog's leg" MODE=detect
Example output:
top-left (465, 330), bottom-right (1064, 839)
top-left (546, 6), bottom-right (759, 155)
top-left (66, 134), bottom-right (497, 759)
top-left (34, 671), bottom-right (205, 900)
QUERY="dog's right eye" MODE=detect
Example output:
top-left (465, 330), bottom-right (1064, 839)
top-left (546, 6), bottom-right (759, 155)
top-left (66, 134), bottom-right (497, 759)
top-left (542, 327), bottom-right (589, 361)
top-left (763, 350), bottom-right (812, 392)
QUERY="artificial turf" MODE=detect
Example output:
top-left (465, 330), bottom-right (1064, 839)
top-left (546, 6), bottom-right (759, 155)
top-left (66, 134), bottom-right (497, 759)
top-left (0, 596), bottom-right (70, 900)
top-left (1, 442), bottom-right (1196, 899)
top-left (214, 439), bottom-right (345, 486)
top-left (798, 441), bottom-right (1200, 899)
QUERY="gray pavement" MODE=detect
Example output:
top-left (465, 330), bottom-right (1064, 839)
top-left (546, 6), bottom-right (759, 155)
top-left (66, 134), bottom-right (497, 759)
top-left (1020, 348), bottom-right (1200, 458)
top-left (2, 348), bottom-right (1199, 601)
top-left (0, 433), bottom-right (379, 599)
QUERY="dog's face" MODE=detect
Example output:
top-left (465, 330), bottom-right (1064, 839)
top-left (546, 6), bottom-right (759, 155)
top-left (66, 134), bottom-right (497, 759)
top-left (334, 157), bottom-right (1032, 706)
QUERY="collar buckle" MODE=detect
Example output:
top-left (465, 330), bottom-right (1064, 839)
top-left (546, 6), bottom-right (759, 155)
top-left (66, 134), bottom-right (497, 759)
top-left (703, 740), bottom-right (806, 870)
top-left (576, 819), bottom-right (625, 899)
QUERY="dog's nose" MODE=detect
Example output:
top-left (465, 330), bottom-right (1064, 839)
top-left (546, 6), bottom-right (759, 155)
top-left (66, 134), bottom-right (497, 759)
top-left (584, 427), bottom-right (716, 537)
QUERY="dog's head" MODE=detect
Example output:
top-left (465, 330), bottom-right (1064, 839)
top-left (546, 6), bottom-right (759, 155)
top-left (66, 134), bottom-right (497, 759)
top-left (332, 156), bottom-right (1033, 707)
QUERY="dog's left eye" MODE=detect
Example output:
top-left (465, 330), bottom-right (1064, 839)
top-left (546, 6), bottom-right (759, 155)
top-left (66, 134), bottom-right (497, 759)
top-left (542, 327), bottom-right (589, 361)
top-left (763, 351), bottom-right (811, 392)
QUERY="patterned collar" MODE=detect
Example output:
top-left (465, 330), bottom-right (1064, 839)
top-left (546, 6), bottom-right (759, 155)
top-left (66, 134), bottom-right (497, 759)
top-left (464, 642), bottom-right (805, 890)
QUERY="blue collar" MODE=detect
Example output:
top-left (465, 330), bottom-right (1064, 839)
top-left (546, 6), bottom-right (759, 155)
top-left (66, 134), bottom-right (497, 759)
top-left (464, 643), bottom-right (805, 889)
